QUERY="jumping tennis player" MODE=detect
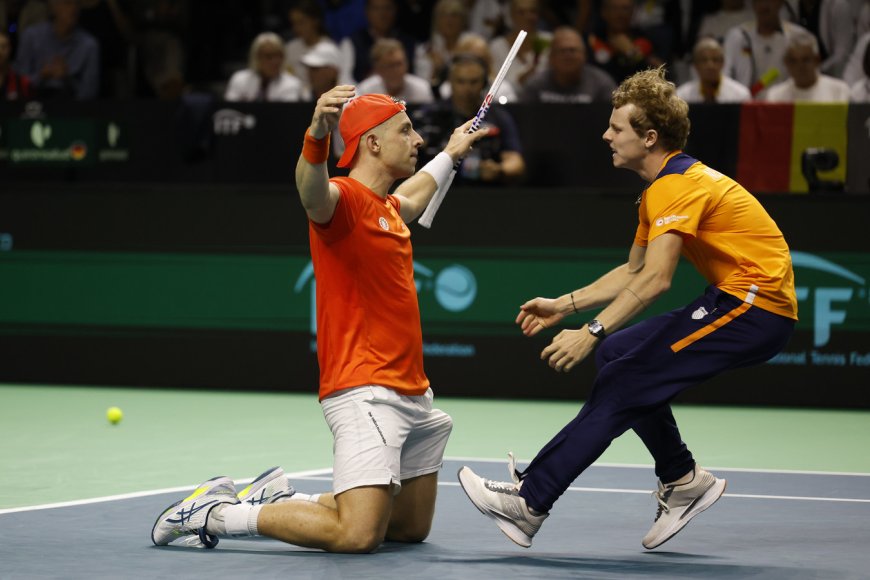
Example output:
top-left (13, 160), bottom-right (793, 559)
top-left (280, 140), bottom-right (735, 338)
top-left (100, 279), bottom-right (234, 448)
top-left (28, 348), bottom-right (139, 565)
top-left (458, 66), bottom-right (798, 550)
top-left (152, 86), bottom-right (487, 552)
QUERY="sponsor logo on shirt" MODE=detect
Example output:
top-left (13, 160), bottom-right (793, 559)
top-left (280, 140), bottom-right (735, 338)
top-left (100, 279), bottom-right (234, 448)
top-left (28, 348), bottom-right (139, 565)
top-left (378, 217), bottom-right (389, 231)
top-left (655, 215), bottom-right (689, 227)
top-left (691, 306), bottom-right (709, 320)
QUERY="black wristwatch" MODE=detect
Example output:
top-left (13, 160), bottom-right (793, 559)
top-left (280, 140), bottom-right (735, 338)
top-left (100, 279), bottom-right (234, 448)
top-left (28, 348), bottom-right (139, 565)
top-left (587, 319), bottom-right (606, 339)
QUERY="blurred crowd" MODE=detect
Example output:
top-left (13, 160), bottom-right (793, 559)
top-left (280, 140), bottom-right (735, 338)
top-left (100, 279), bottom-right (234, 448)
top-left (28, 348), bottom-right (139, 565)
top-left (1, 0), bottom-right (869, 104)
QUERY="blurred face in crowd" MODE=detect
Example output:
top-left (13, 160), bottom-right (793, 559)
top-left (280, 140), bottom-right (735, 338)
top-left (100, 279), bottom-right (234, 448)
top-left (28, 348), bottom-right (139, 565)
top-left (510, 0), bottom-right (540, 33)
top-left (375, 48), bottom-right (408, 94)
top-left (693, 45), bottom-right (725, 85)
top-left (752, 0), bottom-right (783, 28)
top-left (255, 42), bottom-right (286, 80)
top-left (366, 0), bottom-right (397, 35)
top-left (435, 0), bottom-right (467, 41)
top-left (549, 28), bottom-right (586, 85)
top-left (289, 8), bottom-right (320, 43)
top-left (51, 0), bottom-right (81, 36)
top-left (783, 43), bottom-right (819, 89)
top-left (450, 59), bottom-right (487, 115)
top-left (601, 0), bottom-right (634, 33)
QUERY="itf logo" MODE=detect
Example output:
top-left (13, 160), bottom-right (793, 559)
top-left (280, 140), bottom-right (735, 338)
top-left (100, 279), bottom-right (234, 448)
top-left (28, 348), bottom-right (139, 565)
top-left (792, 251), bottom-right (866, 348)
top-left (293, 260), bottom-right (478, 334)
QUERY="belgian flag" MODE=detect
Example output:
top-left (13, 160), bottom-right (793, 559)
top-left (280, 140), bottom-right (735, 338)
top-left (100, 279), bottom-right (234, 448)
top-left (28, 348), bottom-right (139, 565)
top-left (736, 102), bottom-right (848, 193)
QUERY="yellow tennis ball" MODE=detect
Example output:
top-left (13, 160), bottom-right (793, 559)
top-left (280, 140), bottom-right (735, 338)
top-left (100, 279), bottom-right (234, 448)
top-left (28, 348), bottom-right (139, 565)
top-left (107, 406), bottom-right (123, 425)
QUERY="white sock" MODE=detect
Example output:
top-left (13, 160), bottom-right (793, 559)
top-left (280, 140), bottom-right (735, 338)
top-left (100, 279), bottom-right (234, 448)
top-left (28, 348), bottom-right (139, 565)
top-left (206, 503), bottom-right (262, 537)
top-left (288, 492), bottom-right (321, 504)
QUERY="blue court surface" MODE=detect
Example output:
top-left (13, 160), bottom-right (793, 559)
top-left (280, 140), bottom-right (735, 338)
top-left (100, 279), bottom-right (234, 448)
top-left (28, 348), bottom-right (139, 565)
top-left (2, 458), bottom-right (869, 579)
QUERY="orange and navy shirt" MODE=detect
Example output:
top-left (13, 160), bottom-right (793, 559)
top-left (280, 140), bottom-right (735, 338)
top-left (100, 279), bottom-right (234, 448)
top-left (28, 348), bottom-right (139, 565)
top-left (308, 176), bottom-right (429, 400)
top-left (634, 152), bottom-right (798, 320)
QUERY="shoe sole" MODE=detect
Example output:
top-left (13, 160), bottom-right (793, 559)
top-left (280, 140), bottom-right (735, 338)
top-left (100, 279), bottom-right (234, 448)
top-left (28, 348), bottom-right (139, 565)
top-left (457, 467), bottom-right (533, 548)
top-left (642, 478), bottom-right (727, 550)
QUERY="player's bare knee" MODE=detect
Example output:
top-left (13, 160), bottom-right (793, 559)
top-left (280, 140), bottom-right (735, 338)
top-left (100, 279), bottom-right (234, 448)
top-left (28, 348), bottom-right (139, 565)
top-left (331, 528), bottom-right (385, 553)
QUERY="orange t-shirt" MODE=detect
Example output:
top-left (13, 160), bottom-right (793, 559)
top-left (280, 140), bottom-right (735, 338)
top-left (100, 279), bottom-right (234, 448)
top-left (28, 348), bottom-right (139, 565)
top-left (634, 152), bottom-right (798, 320)
top-left (308, 176), bottom-right (429, 400)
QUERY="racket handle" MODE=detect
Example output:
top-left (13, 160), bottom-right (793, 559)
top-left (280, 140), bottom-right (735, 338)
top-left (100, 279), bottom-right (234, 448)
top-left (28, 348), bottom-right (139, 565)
top-left (418, 168), bottom-right (457, 228)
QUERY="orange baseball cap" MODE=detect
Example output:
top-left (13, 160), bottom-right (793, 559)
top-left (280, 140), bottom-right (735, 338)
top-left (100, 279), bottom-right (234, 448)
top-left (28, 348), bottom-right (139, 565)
top-left (337, 94), bottom-right (406, 168)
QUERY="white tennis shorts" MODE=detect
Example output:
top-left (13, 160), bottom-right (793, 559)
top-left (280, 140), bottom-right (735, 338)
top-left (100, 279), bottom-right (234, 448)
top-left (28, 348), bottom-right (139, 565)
top-left (321, 385), bottom-right (453, 496)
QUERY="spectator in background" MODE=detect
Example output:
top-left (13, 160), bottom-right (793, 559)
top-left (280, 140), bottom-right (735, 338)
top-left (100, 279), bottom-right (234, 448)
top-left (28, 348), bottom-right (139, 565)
top-left (844, 30), bottom-right (870, 86)
top-left (586, 0), bottom-right (662, 85)
top-left (722, 0), bottom-right (809, 98)
top-left (284, 0), bottom-right (334, 96)
top-left (628, 0), bottom-right (683, 65)
top-left (414, 53), bottom-right (525, 186)
top-left (676, 37), bottom-right (751, 103)
top-left (357, 37), bottom-right (433, 103)
top-left (79, 0), bottom-right (134, 98)
top-left (225, 32), bottom-right (304, 102)
top-left (789, 0), bottom-right (854, 78)
top-left (136, 0), bottom-right (187, 100)
top-left (0, 30), bottom-right (33, 99)
top-left (414, 0), bottom-right (474, 93)
top-left (765, 29), bottom-right (851, 101)
top-left (697, 0), bottom-right (753, 45)
top-left (466, 0), bottom-right (504, 40)
top-left (490, 0), bottom-right (551, 90)
top-left (301, 39), bottom-right (343, 99)
top-left (11, 0), bottom-right (51, 36)
top-left (849, 38), bottom-right (870, 101)
top-left (341, 0), bottom-right (416, 82)
top-left (15, 0), bottom-right (99, 99)
top-left (319, 0), bottom-right (366, 42)
top-left (520, 26), bottom-right (616, 103)
top-left (437, 32), bottom-right (518, 102)
top-left (858, 0), bottom-right (870, 39)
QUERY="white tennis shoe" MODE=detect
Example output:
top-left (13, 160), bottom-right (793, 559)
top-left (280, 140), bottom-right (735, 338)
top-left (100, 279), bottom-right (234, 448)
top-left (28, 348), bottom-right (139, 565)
top-left (151, 476), bottom-right (239, 548)
top-left (236, 466), bottom-right (296, 505)
top-left (457, 456), bottom-right (548, 548)
top-left (642, 466), bottom-right (727, 549)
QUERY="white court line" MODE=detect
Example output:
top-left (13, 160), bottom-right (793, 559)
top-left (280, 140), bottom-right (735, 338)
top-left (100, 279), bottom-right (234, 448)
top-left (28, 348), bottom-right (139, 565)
top-left (5, 460), bottom-right (870, 516)
top-left (437, 481), bottom-right (870, 504)
top-left (0, 468), bottom-right (333, 516)
top-left (444, 456), bottom-right (870, 478)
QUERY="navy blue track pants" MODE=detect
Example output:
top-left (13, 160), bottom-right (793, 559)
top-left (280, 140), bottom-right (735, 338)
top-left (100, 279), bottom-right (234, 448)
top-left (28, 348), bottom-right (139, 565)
top-left (517, 286), bottom-right (795, 513)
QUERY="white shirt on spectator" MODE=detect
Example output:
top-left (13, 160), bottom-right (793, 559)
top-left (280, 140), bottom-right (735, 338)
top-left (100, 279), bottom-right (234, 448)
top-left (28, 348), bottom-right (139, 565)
top-left (698, 8), bottom-right (754, 44)
top-left (764, 74), bottom-right (851, 102)
top-left (723, 20), bottom-right (810, 97)
top-left (356, 73), bottom-right (435, 103)
top-left (676, 75), bottom-right (752, 103)
top-left (224, 69), bottom-right (304, 101)
top-left (843, 31), bottom-right (869, 86)
top-left (850, 78), bottom-right (870, 102)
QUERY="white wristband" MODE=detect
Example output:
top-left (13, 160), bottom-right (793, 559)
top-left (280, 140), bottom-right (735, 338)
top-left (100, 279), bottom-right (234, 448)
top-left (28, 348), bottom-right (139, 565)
top-left (419, 152), bottom-right (454, 191)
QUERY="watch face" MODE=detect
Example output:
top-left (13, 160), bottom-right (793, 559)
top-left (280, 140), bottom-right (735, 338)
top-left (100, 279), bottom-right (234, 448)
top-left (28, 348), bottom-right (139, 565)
top-left (588, 320), bottom-right (605, 337)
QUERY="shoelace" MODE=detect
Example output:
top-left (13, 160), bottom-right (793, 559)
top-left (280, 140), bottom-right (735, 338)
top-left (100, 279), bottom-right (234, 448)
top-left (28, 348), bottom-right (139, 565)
top-left (652, 486), bottom-right (674, 522)
top-left (485, 479), bottom-right (519, 494)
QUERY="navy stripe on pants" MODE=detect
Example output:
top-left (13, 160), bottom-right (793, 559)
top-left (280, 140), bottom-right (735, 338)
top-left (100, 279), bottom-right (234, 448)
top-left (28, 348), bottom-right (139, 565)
top-left (517, 286), bottom-right (795, 513)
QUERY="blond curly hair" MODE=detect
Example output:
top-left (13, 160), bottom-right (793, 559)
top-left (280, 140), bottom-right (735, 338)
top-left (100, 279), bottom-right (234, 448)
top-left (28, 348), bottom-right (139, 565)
top-left (611, 66), bottom-right (690, 151)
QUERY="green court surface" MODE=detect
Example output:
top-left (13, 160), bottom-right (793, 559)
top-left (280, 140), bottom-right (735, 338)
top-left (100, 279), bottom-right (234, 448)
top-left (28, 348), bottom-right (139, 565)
top-left (1, 382), bottom-right (869, 510)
